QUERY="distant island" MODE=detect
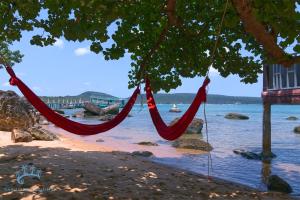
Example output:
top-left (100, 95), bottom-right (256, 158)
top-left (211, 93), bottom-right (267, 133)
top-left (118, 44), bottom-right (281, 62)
top-left (40, 91), bottom-right (261, 104)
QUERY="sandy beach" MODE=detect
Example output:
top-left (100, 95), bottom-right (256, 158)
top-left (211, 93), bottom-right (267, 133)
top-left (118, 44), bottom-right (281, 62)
top-left (0, 129), bottom-right (297, 200)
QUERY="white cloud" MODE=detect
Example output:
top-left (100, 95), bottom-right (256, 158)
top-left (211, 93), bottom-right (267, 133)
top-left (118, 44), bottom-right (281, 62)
top-left (83, 82), bottom-right (91, 86)
top-left (74, 47), bottom-right (91, 56)
top-left (2, 82), bottom-right (10, 87)
top-left (54, 38), bottom-right (64, 48)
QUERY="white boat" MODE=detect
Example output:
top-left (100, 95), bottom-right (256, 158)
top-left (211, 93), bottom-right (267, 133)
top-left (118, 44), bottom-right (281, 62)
top-left (169, 104), bottom-right (181, 113)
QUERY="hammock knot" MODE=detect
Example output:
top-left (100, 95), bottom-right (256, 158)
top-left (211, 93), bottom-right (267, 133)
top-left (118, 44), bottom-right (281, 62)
top-left (9, 77), bottom-right (18, 86)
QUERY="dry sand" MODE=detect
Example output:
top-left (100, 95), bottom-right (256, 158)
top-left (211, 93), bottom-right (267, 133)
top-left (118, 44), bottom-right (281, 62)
top-left (0, 130), bottom-right (297, 200)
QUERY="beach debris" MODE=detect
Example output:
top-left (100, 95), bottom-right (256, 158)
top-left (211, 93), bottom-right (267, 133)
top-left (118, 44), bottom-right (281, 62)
top-left (136, 141), bottom-right (158, 146)
top-left (96, 139), bottom-right (104, 142)
top-left (169, 118), bottom-right (203, 134)
top-left (293, 126), bottom-right (300, 133)
top-left (27, 127), bottom-right (59, 141)
top-left (286, 116), bottom-right (298, 121)
top-left (11, 128), bottom-right (33, 143)
top-left (131, 151), bottom-right (153, 157)
top-left (0, 90), bottom-right (37, 131)
top-left (267, 175), bottom-right (293, 193)
top-left (172, 134), bottom-right (213, 151)
top-left (225, 113), bottom-right (249, 120)
top-left (169, 104), bottom-right (182, 113)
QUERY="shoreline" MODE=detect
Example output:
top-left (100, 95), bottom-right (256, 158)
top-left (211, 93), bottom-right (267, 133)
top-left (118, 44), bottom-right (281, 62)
top-left (0, 129), bottom-right (297, 200)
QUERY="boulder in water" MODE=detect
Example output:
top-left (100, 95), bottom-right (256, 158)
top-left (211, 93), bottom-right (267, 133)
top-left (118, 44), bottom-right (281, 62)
top-left (99, 114), bottom-right (116, 121)
top-left (267, 175), bottom-right (293, 193)
top-left (294, 126), bottom-right (300, 133)
top-left (72, 111), bottom-right (84, 118)
top-left (169, 118), bottom-right (203, 134)
top-left (286, 116), bottom-right (298, 121)
top-left (233, 149), bottom-right (261, 160)
top-left (0, 90), bottom-right (37, 131)
top-left (172, 134), bottom-right (213, 151)
top-left (102, 104), bottom-right (119, 115)
top-left (11, 128), bottom-right (33, 143)
top-left (83, 102), bottom-right (104, 115)
top-left (131, 151), bottom-right (153, 157)
top-left (54, 110), bottom-right (65, 115)
top-left (137, 141), bottom-right (158, 146)
top-left (225, 113), bottom-right (249, 120)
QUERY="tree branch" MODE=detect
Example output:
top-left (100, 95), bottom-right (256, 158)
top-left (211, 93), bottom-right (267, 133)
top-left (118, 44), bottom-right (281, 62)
top-left (166, 0), bottom-right (181, 26)
top-left (231, 0), bottom-right (299, 67)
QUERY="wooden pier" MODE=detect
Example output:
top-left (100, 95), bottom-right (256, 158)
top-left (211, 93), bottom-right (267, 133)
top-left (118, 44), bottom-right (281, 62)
top-left (42, 96), bottom-right (126, 110)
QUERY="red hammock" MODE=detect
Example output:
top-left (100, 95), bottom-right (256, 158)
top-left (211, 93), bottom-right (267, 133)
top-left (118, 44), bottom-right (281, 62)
top-left (146, 78), bottom-right (210, 140)
top-left (5, 67), bottom-right (140, 135)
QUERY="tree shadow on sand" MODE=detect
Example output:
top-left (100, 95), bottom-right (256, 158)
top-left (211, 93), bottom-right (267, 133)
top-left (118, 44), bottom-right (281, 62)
top-left (0, 145), bottom-right (295, 200)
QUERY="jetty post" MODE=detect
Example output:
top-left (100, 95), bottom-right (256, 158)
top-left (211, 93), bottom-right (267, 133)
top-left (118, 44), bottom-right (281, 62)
top-left (262, 101), bottom-right (272, 157)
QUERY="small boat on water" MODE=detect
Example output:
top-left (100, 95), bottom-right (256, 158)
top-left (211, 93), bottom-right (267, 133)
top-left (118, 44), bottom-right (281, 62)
top-left (169, 104), bottom-right (181, 113)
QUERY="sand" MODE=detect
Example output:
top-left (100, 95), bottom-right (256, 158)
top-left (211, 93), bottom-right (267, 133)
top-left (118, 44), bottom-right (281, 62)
top-left (0, 130), bottom-right (297, 200)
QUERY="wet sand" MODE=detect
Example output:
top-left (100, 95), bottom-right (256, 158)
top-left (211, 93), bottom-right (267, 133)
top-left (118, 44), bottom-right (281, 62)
top-left (0, 130), bottom-right (297, 200)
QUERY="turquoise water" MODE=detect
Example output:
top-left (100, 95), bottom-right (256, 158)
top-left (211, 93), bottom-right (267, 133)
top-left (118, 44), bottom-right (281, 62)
top-left (63, 104), bottom-right (300, 195)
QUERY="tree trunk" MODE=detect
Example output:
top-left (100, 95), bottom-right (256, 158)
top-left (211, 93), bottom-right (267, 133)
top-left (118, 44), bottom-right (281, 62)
top-left (262, 101), bottom-right (272, 157)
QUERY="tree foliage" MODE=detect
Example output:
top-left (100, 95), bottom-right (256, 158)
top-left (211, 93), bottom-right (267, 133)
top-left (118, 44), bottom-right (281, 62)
top-left (0, 0), bottom-right (299, 92)
top-left (0, 42), bottom-right (23, 68)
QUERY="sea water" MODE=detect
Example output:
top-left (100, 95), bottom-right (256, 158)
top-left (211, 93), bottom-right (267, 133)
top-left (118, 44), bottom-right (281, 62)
top-left (62, 104), bottom-right (300, 195)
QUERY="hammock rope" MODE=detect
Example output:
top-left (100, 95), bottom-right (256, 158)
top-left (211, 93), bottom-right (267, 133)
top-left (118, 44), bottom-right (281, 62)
top-left (3, 65), bottom-right (140, 135)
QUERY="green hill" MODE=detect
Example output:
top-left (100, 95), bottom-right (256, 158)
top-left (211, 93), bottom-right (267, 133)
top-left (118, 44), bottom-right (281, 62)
top-left (136, 93), bottom-right (261, 104)
top-left (40, 91), bottom-right (261, 104)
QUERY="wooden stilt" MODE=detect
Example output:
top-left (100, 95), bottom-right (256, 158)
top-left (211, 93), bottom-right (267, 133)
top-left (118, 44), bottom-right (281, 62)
top-left (262, 101), bottom-right (272, 158)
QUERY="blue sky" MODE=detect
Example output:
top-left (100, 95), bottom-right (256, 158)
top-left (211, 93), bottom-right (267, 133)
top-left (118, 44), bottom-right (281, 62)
top-left (1, 31), bottom-right (262, 98)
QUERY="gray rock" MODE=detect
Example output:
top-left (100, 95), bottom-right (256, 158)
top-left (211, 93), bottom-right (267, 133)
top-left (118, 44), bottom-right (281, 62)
top-left (54, 110), bottom-right (65, 115)
top-left (294, 126), bottom-right (300, 133)
top-left (83, 102), bottom-right (104, 115)
top-left (172, 134), bottom-right (213, 151)
top-left (96, 139), bottom-right (104, 142)
top-left (137, 141), bottom-right (158, 146)
top-left (72, 111), bottom-right (84, 118)
top-left (11, 128), bottom-right (33, 143)
top-left (0, 90), bottom-right (37, 131)
top-left (225, 113), bottom-right (249, 120)
top-left (102, 104), bottom-right (119, 115)
top-left (28, 127), bottom-right (59, 141)
top-left (40, 120), bottom-right (50, 125)
top-left (267, 175), bottom-right (293, 193)
top-left (233, 149), bottom-right (261, 160)
top-left (286, 116), bottom-right (298, 120)
top-left (169, 118), bottom-right (204, 134)
top-left (131, 151), bottom-right (153, 157)
top-left (99, 114), bottom-right (115, 121)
